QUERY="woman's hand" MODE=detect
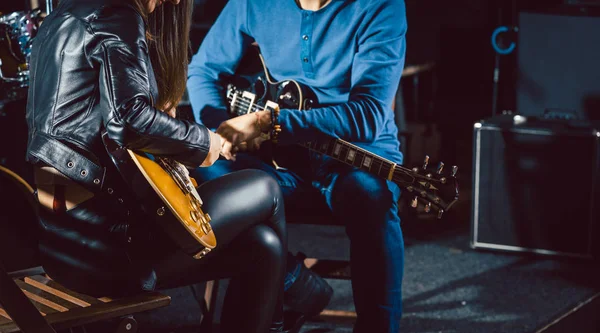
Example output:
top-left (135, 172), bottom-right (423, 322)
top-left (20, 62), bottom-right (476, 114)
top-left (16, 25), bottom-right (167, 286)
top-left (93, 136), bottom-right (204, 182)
top-left (201, 131), bottom-right (228, 166)
top-left (165, 107), bottom-right (177, 118)
top-left (216, 110), bottom-right (271, 147)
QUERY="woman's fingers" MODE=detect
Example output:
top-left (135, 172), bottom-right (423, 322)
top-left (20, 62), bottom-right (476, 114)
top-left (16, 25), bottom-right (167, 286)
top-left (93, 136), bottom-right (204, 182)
top-left (219, 139), bottom-right (237, 161)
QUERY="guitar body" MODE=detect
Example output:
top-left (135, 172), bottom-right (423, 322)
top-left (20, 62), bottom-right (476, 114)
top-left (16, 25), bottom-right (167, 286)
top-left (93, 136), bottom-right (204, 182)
top-left (230, 45), bottom-right (318, 113)
top-left (102, 133), bottom-right (216, 259)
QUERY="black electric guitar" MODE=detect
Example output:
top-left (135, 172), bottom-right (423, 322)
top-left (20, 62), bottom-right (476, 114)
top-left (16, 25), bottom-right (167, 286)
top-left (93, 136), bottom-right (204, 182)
top-left (225, 47), bottom-right (459, 217)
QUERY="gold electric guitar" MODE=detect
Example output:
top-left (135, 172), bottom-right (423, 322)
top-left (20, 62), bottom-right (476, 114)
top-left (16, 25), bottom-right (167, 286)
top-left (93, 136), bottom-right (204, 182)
top-left (102, 132), bottom-right (216, 260)
top-left (226, 46), bottom-right (460, 217)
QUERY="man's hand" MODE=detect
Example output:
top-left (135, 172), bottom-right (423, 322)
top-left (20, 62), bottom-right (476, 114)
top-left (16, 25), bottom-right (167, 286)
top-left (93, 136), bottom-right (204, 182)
top-left (216, 110), bottom-right (271, 146)
top-left (237, 135), bottom-right (268, 153)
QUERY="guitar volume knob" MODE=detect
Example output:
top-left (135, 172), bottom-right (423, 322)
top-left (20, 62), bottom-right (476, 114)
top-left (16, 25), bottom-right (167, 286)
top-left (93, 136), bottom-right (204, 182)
top-left (304, 99), bottom-right (313, 110)
top-left (424, 202), bottom-right (432, 213)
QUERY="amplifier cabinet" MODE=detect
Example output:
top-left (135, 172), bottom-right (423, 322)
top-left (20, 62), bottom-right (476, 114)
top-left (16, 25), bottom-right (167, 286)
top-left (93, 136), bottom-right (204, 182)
top-left (471, 114), bottom-right (600, 258)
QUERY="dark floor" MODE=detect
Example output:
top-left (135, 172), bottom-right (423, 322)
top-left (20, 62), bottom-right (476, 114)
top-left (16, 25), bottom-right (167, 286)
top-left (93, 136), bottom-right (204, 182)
top-left (130, 192), bottom-right (600, 333)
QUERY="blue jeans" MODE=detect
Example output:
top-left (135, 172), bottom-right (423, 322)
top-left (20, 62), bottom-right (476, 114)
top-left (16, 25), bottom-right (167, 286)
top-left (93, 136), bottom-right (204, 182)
top-left (192, 151), bottom-right (404, 333)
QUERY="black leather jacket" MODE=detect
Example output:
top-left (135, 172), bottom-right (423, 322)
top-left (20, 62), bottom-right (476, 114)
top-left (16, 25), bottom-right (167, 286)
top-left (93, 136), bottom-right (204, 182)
top-left (26, 0), bottom-right (211, 192)
top-left (24, 0), bottom-right (212, 296)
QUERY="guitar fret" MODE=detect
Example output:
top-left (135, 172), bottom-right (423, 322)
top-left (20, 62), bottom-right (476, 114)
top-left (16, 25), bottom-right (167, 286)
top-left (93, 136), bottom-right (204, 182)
top-left (379, 161), bottom-right (392, 179)
top-left (347, 149), bottom-right (356, 163)
top-left (339, 145), bottom-right (350, 162)
top-left (326, 138), bottom-right (336, 156)
top-left (355, 150), bottom-right (366, 169)
top-left (363, 155), bottom-right (373, 171)
top-left (333, 142), bottom-right (342, 156)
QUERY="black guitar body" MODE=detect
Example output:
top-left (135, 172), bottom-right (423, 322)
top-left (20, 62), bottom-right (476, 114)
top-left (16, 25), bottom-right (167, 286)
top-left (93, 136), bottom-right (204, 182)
top-left (227, 45), bottom-right (319, 168)
top-left (229, 45), bottom-right (318, 112)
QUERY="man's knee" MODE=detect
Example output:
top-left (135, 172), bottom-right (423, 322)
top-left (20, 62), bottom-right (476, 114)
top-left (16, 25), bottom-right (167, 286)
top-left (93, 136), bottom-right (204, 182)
top-left (331, 170), bottom-right (398, 217)
top-left (191, 159), bottom-right (236, 182)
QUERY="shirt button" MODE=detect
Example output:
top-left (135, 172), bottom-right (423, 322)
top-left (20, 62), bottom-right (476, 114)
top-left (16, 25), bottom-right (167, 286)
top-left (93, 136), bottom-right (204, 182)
top-left (302, 35), bottom-right (309, 41)
top-left (303, 57), bottom-right (309, 63)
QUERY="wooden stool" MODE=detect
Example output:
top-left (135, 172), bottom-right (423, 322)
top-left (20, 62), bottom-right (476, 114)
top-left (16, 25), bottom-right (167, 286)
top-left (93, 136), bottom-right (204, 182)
top-left (0, 166), bottom-right (171, 333)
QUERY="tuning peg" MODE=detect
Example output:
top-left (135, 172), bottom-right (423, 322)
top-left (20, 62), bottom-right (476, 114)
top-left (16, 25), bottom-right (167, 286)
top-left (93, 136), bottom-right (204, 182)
top-left (424, 202), bottom-right (432, 213)
top-left (451, 166), bottom-right (458, 177)
top-left (422, 155), bottom-right (430, 170)
top-left (437, 209), bottom-right (444, 219)
top-left (410, 196), bottom-right (418, 208)
top-left (437, 162), bottom-right (445, 174)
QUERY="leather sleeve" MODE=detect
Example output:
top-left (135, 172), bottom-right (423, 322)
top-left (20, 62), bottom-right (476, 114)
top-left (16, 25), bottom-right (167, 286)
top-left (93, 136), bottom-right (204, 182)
top-left (88, 8), bottom-right (211, 168)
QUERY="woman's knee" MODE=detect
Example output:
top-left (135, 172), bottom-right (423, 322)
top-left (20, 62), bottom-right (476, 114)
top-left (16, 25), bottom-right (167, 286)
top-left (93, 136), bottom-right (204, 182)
top-left (241, 169), bottom-right (283, 199)
top-left (245, 224), bottom-right (285, 269)
top-left (237, 169), bottom-right (285, 218)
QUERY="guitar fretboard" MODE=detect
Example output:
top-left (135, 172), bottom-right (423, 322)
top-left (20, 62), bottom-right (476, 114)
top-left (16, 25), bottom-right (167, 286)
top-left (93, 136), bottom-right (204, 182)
top-left (303, 138), bottom-right (420, 187)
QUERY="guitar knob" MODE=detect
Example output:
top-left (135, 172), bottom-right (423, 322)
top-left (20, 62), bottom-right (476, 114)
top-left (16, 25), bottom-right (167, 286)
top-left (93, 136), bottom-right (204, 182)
top-left (424, 202), bottom-right (432, 213)
top-left (437, 162), bottom-right (445, 174)
top-left (451, 166), bottom-right (458, 177)
top-left (422, 155), bottom-right (430, 170)
top-left (304, 99), bottom-right (314, 110)
top-left (410, 196), bottom-right (418, 208)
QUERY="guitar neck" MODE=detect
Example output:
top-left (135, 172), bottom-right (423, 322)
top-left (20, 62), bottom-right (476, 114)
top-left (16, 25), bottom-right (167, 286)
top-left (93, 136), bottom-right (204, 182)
top-left (303, 138), bottom-right (419, 188)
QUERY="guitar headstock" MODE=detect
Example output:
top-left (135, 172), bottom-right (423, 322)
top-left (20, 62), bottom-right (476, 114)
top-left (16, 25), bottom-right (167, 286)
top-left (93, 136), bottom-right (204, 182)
top-left (404, 155), bottom-right (459, 219)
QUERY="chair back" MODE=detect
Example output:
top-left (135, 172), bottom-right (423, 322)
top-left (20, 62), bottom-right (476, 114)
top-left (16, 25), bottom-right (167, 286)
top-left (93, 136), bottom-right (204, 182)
top-left (0, 166), bottom-right (41, 272)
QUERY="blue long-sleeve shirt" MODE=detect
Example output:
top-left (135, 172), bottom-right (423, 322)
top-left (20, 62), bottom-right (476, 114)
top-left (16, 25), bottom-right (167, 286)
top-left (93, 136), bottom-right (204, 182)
top-left (187, 0), bottom-right (407, 164)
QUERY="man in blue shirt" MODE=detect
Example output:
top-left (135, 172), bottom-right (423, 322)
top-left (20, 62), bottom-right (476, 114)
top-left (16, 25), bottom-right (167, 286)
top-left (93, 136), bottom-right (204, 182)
top-left (187, 0), bottom-right (407, 331)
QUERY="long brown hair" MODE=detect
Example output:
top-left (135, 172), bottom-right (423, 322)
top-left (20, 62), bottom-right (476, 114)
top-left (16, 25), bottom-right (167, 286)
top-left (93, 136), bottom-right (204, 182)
top-left (131, 0), bottom-right (193, 111)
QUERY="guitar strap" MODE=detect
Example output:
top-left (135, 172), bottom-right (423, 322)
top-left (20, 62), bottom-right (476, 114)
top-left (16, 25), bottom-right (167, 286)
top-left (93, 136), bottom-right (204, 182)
top-left (27, 131), bottom-right (107, 194)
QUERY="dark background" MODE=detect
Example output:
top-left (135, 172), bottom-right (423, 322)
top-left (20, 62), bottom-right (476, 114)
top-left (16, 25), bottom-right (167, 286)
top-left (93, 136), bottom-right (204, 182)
top-left (2, 0), bottom-right (599, 225)
top-left (2, 1), bottom-right (600, 332)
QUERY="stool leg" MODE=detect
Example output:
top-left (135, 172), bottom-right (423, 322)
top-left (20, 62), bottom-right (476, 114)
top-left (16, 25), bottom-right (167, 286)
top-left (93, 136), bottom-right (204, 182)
top-left (200, 280), bottom-right (219, 332)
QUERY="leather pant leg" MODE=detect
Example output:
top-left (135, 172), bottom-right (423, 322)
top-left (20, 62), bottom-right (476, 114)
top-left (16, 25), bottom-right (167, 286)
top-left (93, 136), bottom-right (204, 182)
top-left (153, 169), bottom-right (287, 333)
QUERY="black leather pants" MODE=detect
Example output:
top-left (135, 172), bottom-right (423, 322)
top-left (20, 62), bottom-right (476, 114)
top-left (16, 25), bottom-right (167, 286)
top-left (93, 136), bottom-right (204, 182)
top-left (153, 169), bottom-right (287, 332)
top-left (37, 169), bottom-right (286, 333)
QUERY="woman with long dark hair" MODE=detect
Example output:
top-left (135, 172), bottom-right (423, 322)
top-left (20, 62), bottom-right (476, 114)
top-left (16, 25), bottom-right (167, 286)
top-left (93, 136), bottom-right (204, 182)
top-left (25, 0), bottom-right (286, 331)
